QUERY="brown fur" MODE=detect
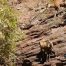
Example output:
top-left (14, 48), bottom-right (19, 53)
top-left (40, 39), bottom-right (53, 51)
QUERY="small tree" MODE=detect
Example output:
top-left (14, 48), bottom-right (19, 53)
top-left (0, 0), bottom-right (19, 65)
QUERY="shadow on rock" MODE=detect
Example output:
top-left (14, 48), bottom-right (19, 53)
top-left (36, 50), bottom-right (55, 64)
top-left (36, 51), bottom-right (47, 64)
top-left (22, 59), bottom-right (32, 66)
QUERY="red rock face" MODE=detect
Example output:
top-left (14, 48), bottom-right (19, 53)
top-left (8, 0), bottom-right (66, 66)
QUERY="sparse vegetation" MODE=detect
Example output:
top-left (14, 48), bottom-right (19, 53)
top-left (0, 0), bottom-right (25, 65)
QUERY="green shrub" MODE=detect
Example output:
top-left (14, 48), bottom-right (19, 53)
top-left (0, 0), bottom-right (19, 65)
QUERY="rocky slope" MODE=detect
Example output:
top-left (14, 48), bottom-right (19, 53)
top-left (8, 0), bottom-right (66, 66)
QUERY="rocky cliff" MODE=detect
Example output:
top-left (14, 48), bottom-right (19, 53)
top-left (8, 0), bottom-right (66, 66)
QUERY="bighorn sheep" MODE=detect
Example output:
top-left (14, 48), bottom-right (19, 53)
top-left (39, 39), bottom-right (54, 62)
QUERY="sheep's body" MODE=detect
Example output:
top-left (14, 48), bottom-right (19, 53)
top-left (39, 39), bottom-right (53, 62)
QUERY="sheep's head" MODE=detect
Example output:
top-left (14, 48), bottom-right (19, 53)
top-left (40, 39), bottom-right (50, 48)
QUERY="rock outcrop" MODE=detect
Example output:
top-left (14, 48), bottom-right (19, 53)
top-left (8, 0), bottom-right (66, 66)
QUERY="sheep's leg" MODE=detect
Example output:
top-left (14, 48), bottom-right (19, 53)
top-left (46, 51), bottom-right (51, 62)
top-left (41, 52), bottom-right (45, 63)
top-left (40, 48), bottom-right (45, 63)
top-left (47, 54), bottom-right (49, 62)
top-left (48, 54), bottom-right (50, 61)
top-left (46, 54), bottom-right (48, 62)
top-left (44, 51), bottom-right (49, 62)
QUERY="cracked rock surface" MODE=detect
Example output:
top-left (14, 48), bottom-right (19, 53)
top-left (8, 0), bottom-right (66, 66)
